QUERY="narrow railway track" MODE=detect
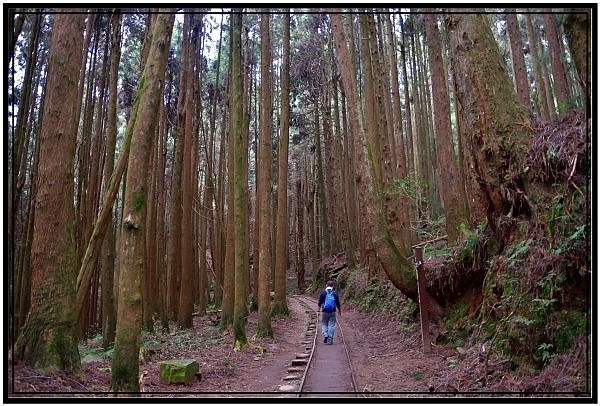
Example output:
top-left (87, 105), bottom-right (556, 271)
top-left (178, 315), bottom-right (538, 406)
top-left (290, 295), bottom-right (359, 397)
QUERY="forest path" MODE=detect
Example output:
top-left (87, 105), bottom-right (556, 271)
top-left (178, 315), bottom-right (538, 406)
top-left (292, 294), bottom-right (448, 396)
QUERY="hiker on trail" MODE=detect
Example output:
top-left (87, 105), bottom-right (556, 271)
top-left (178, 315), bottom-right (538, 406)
top-left (317, 280), bottom-right (341, 345)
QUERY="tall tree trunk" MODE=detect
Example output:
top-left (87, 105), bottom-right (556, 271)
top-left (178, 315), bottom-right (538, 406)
top-left (79, 22), bottom-right (110, 338)
top-left (330, 12), bottom-right (372, 264)
top-left (156, 91), bottom-right (170, 331)
top-left (256, 12), bottom-right (273, 338)
top-left (110, 11), bottom-right (174, 392)
top-left (383, 14), bottom-right (412, 242)
top-left (446, 13), bottom-right (532, 236)
top-left (101, 11), bottom-right (122, 348)
top-left (14, 12), bottom-right (86, 372)
top-left (231, 10), bottom-right (249, 351)
top-left (314, 103), bottom-right (330, 258)
top-left (424, 13), bottom-right (466, 245)
top-left (339, 89), bottom-right (359, 267)
top-left (273, 10), bottom-right (290, 316)
top-left (221, 63), bottom-right (235, 330)
top-left (399, 15), bottom-right (416, 180)
top-left (167, 14), bottom-right (190, 322)
top-left (178, 14), bottom-right (197, 330)
top-left (295, 177), bottom-right (305, 292)
top-left (563, 9), bottom-right (590, 108)
top-left (525, 13), bottom-right (552, 121)
top-left (12, 12), bottom-right (41, 340)
top-left (544, 11), bottom-right (571, 114)
top-left (505, 10), bottom-right (532, 112)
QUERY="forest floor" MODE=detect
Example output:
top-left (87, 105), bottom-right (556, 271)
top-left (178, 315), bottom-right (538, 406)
top-left (7, 293), bottom-right (590, 400)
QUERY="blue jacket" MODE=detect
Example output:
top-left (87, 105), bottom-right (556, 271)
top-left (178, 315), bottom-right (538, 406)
top-left (318, 288), bottom-right (341, 312)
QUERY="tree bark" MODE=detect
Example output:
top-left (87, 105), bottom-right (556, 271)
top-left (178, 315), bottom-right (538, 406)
top-left (446, 13), bottom-right (532, 234)
top-left (14, 12), bottom-right (86, 372)
top-left (524, 13), bottom-right (552, 121)
top-left (110, 11), bottom-right (174, 392)
top-left (231, 10), bottom-right (249, 351)
top-left (544, 11), bottom-right (571, 113)
top-left (178, 13), bottom-right (197, 330)
top-left (256, 12), bottom-right (274, 338)
top-left (424, 13), bottom-right (467, 244)
top-left (505, 10), bottom-right (532, 112)
top-left (563, 9), bottom-right (590, 106)
top-left (273, 10), bottom-right (291, 315)
top-left (100, 11), bottom-right (122, 348)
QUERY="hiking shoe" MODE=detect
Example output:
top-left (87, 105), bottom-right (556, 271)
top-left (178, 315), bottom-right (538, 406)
top-left (324, 336), bottom-right (328, 343)
top-left (327, 338), bottom-right (333, 345)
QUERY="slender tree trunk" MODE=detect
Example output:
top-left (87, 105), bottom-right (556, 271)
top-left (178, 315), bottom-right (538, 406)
top-left (156, 92), bottom-right (169, 331)
top-left (295, 177), bottom-right (305, 292)
top-left (221, 62), bottom-right (235, 329)
top-left (256, 12), bottom-right (273, 338)
top-left (544, 11), bottom-right (571, 113)
top-left (167, 14), bottom-right (189, 321)
top-left (524, 14), bottom-right (552, 120)
top-left (14, 12), bottom-right (86, 372)
top-left (424, 13), bottom-right (466, 244)
top-left (273, 10), bottom-right (290, 315)
top-left (110, 11), bottom-right (174, 392)
top-left (101, 11), bottom-right (122, 348)
top-left (505, 10), bottom-right (532, 112)
top-left (330, 12), bottom-right (372, 264)
top-left (399, 15), bottom-right (416, 179)
top-left (12, 12), bottom-right (41, 339)
top-left (178, 14), bottom-right (197, 329)
top-left (231, 10), bottom-right (249, 351)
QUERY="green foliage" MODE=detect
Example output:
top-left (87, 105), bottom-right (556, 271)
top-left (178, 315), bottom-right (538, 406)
top-left (458, 229), bottom-right (480, 262)
top-left (477, 230), bottom-right (587, 371)
top-left (545, 194), bottom-right (566, 241)
top-left (441, 299), bottom-right (473, 349)
top-left (336, 265), bottom-right (418, 328)
top-left (505, 238), bottom-right (532, 265)
top-left (535, 342), bottom-right (553, 366)
top-left (552, 310), bottom-right (587, 353)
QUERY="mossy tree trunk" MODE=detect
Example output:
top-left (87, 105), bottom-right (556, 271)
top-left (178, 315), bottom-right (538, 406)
top-left (256, 12), bottom-right (274, 338)
top-left (14, 12), bottom-right (86, 372)
top-left (445, 13), bottom-right (532, 236)
top-left (100, 11), bottom-right (122, 348)
top-left (330, 12), bottom-right (373, 267)
top-left (231, 10), bottom-right (249, 351)
top-left (563, 9), bottom-right (590, 107)
top-left (505, 10), bottom-right (532, 113)
top-left (178, 13), bottom-right (199, 330)
top-left (357, 12), bottom-right (442, 313)
top-left (110, 11), bottom-right (174, 392)
top-left (424, 13), bottom-right (467, 245)
top-left (273, 10), bottom-right (290, 315)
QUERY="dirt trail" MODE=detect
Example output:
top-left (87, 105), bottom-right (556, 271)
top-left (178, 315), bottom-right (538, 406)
top-left (8, 292), bottom-right (589, 398)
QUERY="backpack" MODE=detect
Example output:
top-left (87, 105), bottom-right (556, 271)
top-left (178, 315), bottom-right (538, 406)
top-left (323, 290), bottom-right (336, 312)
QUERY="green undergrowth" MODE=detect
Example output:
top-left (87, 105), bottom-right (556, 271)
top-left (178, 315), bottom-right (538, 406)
top-left (334, 265), bottom-right (419, 329)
